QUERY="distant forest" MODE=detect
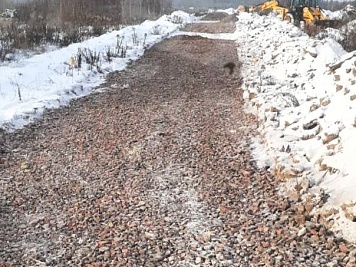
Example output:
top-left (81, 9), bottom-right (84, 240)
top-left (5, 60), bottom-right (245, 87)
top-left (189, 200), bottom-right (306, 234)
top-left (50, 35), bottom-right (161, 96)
top-left (0, 0), bottom-right (354, 21)
top-left (0, 0), bottom-right (173, 25)
top-left (172, 0), bottom-right (355, 11)
top-left (0, 0), bottom-right (174, 52)
top-left (318, 0), bottom-right (356, 11)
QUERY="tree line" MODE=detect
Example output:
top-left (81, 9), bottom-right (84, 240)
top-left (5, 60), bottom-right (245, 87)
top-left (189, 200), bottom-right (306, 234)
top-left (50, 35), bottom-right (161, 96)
top-left (0, 0), bottom-right (173, 57)
top-left (318, 0), bottom-right (356, 11)
top-left (1, 0), bottom-right (173, 26)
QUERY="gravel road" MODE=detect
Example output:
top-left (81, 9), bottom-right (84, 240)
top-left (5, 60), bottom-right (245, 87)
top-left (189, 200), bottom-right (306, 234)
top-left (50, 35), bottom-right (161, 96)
top-left (1, 16), bottom-right (355, 267)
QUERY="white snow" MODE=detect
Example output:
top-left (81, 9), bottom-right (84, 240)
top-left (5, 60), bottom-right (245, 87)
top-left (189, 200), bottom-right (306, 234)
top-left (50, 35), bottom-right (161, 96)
top-left (236, 11), bottom-right (356, 241)
top-left (214, 8), bottom-right (236, 15)
top-left (0, 11), bottom-right (197, 130)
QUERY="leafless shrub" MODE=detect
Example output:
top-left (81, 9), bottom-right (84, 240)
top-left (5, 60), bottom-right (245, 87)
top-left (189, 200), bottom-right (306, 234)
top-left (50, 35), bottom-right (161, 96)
top-left (143, 33), bottom-right (147, 45)
top-left (9, 75), bottom-right (22, 101)
top-left (59, 28), bottom-right (83, 47)
top-left (119, 45), bottom-right (128, 58)
top-left (76, 49), bottom-right (82, 69)
top-left (169, 15), bottom-right (184, 24)
top-left (0, 38), bottom-right (14, 61)
top-left (132, 28), bottom-right (139, 46)
top-left (80, 48), bottom-right (100, 68)
top-left (105, 46), bottom-right (114, 62)
top-left (116, 35), bottom-right (128, 58)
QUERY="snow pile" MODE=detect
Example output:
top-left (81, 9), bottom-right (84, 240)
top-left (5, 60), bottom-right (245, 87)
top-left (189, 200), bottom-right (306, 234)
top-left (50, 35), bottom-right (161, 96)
top-left (208, 8), bottom-right (236, 15)
top-left (236, 12), bottom-right (356, 241)
top-left (165, 10), bottom-right (199, 24)
top-left (325, 4), bottom-right (356, 21)
top-left (0, 9), bottom-right (17, 18)
top-left (317, 5), bottom-right (356, 51)
top-left (0, 11), bottom-right (197, 130)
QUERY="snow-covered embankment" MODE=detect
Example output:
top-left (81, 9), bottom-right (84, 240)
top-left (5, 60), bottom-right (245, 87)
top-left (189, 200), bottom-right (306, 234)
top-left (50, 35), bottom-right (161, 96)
top-left (236, 12), bottom-right (356, 241)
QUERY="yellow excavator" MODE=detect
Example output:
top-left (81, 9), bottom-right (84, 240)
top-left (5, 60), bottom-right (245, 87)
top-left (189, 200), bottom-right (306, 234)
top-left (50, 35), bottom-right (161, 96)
top-left (284, 0), bottom-right (337, 27)
top-left (239, 0), bottom-right (337, 28)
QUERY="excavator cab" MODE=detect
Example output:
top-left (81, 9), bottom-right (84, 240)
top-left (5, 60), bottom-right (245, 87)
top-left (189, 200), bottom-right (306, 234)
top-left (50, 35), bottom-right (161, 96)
top-left (284, 0), bottom-right (305, 25)
top-left (285, 0), bottom-right (336, 27)
top-left (240, 0), bottom-right (338, 28)
top-left (291, 0), bottom-right (311, 22)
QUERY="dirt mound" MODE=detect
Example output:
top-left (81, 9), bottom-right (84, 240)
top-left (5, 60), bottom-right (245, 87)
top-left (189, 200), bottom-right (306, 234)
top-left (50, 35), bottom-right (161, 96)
top-left (221, 14), bottom-right (239, 23)
top-left (201, 12), bottom-right (229, 21)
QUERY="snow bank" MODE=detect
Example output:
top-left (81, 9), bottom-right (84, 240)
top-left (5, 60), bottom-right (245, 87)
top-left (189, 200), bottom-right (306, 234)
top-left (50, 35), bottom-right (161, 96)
top-left (317, 5), bottom-right (356, 49)
top-left (215, 8), bottom-right (237, 15)
top-left (237, 12), bottom-right (356, 241)
top-left (326, 4), bottom-right (356, 20)
top-left (0, 11), bottom-right (197, 130)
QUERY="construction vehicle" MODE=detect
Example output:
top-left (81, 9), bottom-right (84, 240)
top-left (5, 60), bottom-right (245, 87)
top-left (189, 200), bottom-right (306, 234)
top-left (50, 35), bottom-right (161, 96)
top-left (284, 0), bottom-right (337, 27)
top-left (238, 0), bottom-right (337, 28)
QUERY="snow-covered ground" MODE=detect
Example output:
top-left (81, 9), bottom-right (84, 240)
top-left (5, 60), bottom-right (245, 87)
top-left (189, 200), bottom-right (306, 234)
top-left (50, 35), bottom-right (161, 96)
top-left (0, 11), bottom-right (197, 130)
top-left (1, 7), bottom-right (356, 242)
top-left (236, 11), bottom-right (356, 241)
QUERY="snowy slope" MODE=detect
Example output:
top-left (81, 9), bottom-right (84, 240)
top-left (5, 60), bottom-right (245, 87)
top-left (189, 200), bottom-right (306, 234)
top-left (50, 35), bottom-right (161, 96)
top-left (0, 11), bottom-right (197, 130)
top-left (236, 12), bottom-right (356, 241)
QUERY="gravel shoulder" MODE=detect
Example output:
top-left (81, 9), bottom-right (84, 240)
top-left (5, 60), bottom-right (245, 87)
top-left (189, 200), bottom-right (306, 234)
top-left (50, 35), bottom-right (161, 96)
top-left (1, 18), bottom-right (355, 267)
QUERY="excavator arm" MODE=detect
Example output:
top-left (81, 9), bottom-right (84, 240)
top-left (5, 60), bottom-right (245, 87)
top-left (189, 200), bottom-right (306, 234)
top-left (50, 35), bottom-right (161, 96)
top-left (248, 0), bottom-right (289, 19)
top-left (251, 0), bottom-right (280, 13)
